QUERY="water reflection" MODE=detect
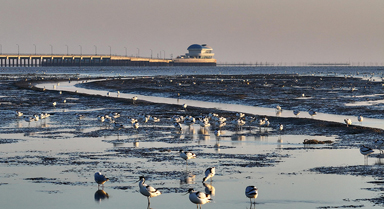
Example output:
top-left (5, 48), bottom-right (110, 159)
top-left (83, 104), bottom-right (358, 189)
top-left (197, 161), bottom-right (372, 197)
top-left (203, 182), bottom-right (215, 196)
top-left (180, 170), bottom-right (196, 185)
top-left (94, 189), bottom-right (109, 202)
top-left (232, 135), bottom-right (246, 145)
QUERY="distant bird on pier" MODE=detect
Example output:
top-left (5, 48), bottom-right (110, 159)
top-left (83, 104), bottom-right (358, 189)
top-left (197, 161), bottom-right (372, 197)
top-left (94, 172), bottom-right (109, 189)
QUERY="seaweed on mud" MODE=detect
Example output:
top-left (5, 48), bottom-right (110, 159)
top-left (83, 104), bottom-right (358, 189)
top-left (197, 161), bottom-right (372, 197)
top-left (0, 138), bottom-right (25, 144)
top-left (309, 165), bottom-right (384, 178)
top-left (24, 177), bottom-right (88, 186)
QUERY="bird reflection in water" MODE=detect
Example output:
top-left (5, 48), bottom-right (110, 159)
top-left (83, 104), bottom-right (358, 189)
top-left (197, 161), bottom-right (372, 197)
top-left (277, 135), bottom-right (283, 151)
top-left (180, 170), bottom-right (196, 185)
top-left (94, 189), bottom-right (109, 202)
top-left (203, 182), bottom-right (215, 196)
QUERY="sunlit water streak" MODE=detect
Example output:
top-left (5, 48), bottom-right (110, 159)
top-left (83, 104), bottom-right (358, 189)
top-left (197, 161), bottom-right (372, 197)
top-left (36, 79), bottom-right (384, 130)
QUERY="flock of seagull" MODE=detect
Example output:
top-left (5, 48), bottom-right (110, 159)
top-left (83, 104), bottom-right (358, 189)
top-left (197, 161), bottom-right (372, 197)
top-left (14, 87), bottom-right (383, 208)
top-left (94, 155), bottom-right (257, 208)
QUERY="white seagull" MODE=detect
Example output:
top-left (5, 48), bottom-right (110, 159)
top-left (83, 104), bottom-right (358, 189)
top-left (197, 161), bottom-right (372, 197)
top-left (374, 139), bottom-right (384, 154)
top-left (293, 110), bottom-right (300, 116)
top-left (308, 109), bottom-right (317, 117)
top-left (358, 115), bottom-right (363, 123)
top-left (202, 167), bottom-right (215, 182)
top-left (180, 150), bottom-right (196, 165)
top-left (174, 122), bottom-right (182, 131)
top-left (360, 145), bottom-right (374, 156)
top-left (94, 172), bottom-right (109, 189)
top-left (245, 186), bottom-right (258, 204)
top-left (15, 111), bottom-right (23, 117)
top-left (187, 188), bottom-right (212, 209)
top-left (344, 118), bottom-right (352, 127)
top-left (138, 176), bottom-right (161, 205)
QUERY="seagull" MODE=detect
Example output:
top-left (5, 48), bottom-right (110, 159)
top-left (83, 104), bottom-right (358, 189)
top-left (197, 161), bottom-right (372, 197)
top-left (15, 111), bottom-right (23, 117)
top-left (358, 115), bottom-right (363, 123)
top-left (75, 113), bottom-right (85, 120)
top-left (113, 122), bottom-right (124, 130)
top-left (232, 119), bottom-right (246, 131)
top-left (344, 118), bottom-right (352, 127)
top-left (97, 115), bottom-right (105, 122)
top-left (308, 109), bottom-right (317, 117)
top-left (277, 123), bottom-right (283, 131)
top-left (128, 117), bottom-right (138, 124)
top-left (293, 110), bottom-right (300, 116)
top-left (133, 121), bottom-right (140, 130)
top-left (374, 139), bottom-right (384, 154)
top-left (94, 172), bottom-right (109, 189)
top-left (52, 102), bottom-right (57, 107)
top-left (183, 103), bottom-right (188, 110)
top-left (202, 167), bottom-right (215, 182)
top-left (110, 112), bottom-right (121, 118)
top-left (245, 186), bottom-right (258, 204)
top-left (187, 188), bottom-right (212, 209)
top-left (174, 122), bottom-right (182, 131)
top-left (214, 130), bottom-right (221, 137)
top-left (180, 150), bottom-right (196, 165)
top-left (360, 145), bottom-right (374, 156)
top-left (132, 96), bottom-right (138, 104)
top-left (138, 176), bottom-right (161, 205)
top-left (236, 112), bottom-right (245, 119)
top-left (24, 116), bottom-right (35, 124)
top-left (276, 105), bottom-right (282, 111)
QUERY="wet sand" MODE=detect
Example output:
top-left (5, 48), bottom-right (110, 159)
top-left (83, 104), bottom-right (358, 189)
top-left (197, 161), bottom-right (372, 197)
top-left (1, 71), bottom-right (384, 208)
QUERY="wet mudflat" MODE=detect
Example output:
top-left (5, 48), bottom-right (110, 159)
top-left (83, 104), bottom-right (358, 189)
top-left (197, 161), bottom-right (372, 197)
top-left (0, 66), bottom-right (384, 209)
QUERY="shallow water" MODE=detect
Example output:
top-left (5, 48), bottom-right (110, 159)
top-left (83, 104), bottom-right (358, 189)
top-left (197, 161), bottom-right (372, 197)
top-left (0, 128), bottom-right (378, 209)
top-left (2, 66), bottom-right (384, 209)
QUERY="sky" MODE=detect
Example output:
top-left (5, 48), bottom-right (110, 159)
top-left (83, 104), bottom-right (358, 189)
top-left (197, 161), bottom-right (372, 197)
top-left (0, 0), bottom-right (383, 64)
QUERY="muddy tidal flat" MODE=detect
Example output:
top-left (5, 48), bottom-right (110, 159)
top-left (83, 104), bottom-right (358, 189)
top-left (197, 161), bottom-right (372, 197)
top-left (1, 66), bottom-right (384, 209)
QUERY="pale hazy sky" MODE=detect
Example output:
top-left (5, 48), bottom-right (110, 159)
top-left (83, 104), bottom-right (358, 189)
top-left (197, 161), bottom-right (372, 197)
top-left (0, 0), bottom-right (383, 64)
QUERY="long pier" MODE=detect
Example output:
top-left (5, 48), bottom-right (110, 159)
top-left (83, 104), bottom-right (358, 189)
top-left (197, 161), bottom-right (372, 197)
top-left (0, 54), bottom-right (177, 67)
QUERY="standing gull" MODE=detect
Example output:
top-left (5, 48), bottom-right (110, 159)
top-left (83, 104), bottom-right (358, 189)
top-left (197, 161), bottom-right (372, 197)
top-left (138, 176), bottom-right (161, 205)
top-left (245, 186), bottom-right (258, 204)
top-left (187, 188), bottom-right (212, 209)
top-left (202, 167), bottom-right (215, 182)
top-left (180, 150), bottom-right (196, 165)
top-left (94, 172), bottom-right (109, 189)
